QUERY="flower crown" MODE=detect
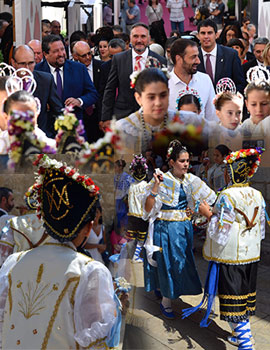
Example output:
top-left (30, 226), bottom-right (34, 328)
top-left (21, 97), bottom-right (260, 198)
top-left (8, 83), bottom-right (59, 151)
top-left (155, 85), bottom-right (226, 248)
top-left (32, 154), bottom-right (99, 219)
top-left (175, 87), bottom-right (202, 111)
top-left (7, 110), bottom-right (56, 169)
top-left (129, 56), bottom-right (169, 89)
top-left (129, 154), bottom-right (148, 174)
top-left (224, 148), bottom-right (264, 178)
top-left (213, 78), bottom-right (243, 105)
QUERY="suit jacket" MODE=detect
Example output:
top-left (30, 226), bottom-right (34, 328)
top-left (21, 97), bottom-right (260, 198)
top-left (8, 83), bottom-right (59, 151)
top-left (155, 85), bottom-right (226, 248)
top-left (242, 58), bottom-right (258, 79)
top-left (198, 44), bottom-right (246, 93)
top-left (101, 49), bottom-right (167, 121)
top-left (33, 70), bottom-right (63, 137)
top-left (35, 59), bottom-right (99, 121)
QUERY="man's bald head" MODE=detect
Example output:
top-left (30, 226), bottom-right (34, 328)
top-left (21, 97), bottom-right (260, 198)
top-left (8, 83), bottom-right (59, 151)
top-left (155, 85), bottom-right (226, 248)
top-left (51, 20), bottom-right (61, 36)
top-left (28, 39), bottom-right (43, 64)
top-left (73, 41), bottom-right (92, 67)
top-left (11, 45), bottom-right (35, 72)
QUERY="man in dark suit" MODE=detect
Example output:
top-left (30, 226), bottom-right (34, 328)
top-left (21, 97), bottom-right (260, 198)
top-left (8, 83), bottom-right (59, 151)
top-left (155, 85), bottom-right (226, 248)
top-left (35, 35), bottom-right (98, 137)
top-left (101, 23), bottom-right (167, 129)
top-left (197, 19), bottom-right (246, 93)
top-left (243, 37), bottom-right (269, 78)
top-left (0, 187), bottom-right (14, 217)
top-left (72, 40), bottom-right (103, 142)
top-left (11, 45), bottom-right (63, 137)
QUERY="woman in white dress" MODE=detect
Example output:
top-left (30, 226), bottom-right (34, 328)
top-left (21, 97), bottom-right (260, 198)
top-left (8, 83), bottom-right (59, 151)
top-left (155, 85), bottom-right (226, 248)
top-left (84, 206), bottom-right (107, 264)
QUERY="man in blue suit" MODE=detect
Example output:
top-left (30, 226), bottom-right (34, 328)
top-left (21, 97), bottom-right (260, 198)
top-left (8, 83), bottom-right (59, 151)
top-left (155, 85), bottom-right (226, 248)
top-left (35, 35), bottom-right (98, 135)
top-left (197, 19), bottom-right (246, 93)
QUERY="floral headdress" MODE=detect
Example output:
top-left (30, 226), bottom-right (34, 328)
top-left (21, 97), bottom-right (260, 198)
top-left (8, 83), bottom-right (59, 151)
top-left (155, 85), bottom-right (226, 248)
top-left (129, 56), bottom-right (169, 89)
top-left (175, 87), bottom-right (202, 111)
top-left (32, 154), bottom-right (99, 241)
top-left (213, 77), bottom-right (243, 105)
top-left (54, 106), bottom-right (86, 153)
top-left (224, 148), bottom-right (264, 184)
top-left (7, 110), bottom-right (56, 170)
top-left (129, 154), bottom-right (148, 180)
top-left (244, 66), bottom-right (270, 96)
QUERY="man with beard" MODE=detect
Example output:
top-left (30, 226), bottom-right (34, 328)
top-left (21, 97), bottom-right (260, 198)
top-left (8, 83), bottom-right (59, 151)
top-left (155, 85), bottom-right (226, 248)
top-left (101, 23), bottom-right (166, 129)
top-left (0, 188), bottom-right (14, 217)
top-left (35, 35), bottom-right (98, 134)
top-left (168, 38), bottom-right (217, 121)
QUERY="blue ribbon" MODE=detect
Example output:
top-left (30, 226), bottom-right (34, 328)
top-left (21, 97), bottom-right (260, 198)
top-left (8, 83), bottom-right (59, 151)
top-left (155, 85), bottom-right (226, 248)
top-left (264, 207), bottom-right (270, 227)
top-left (216, 196), bottom-right (232, 227)
top-left (194, 200), bottom-right (200, 213)
top-left (182, 261), bottom-right (220, 327)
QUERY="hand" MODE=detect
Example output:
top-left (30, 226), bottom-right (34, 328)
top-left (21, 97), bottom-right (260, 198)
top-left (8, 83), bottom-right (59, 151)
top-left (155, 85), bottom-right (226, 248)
top-left (153, 172), bottom-right (163, 185)
top-left (65, 97), bottom-right (81, 108)
top-left (100, 120), bottom-right (111, 132)
top-left (98, 244), bottom-right (106, 253)
top-left (199, 200), bottom-right (212, 220)
top-left (119, 292), bottom-right (130, 315)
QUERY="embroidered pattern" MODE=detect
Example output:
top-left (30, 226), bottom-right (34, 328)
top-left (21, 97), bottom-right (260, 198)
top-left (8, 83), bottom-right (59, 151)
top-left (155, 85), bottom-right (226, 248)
top-left (17, 264), bottom-right (56, 319)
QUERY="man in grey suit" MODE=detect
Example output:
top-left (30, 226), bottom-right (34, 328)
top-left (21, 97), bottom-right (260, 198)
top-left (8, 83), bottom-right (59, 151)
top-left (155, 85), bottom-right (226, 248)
top-left (101, 23), bottom-right (166, 130)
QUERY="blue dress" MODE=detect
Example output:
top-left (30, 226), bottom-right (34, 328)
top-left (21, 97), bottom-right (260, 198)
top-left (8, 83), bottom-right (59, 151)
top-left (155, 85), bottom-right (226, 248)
top-left (144, 185), bottom-right (202, 299)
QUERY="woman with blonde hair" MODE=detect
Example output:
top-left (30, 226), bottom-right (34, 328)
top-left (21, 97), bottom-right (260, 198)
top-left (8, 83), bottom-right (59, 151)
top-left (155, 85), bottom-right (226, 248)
top-left (262, 42), bottom-right (270, 67)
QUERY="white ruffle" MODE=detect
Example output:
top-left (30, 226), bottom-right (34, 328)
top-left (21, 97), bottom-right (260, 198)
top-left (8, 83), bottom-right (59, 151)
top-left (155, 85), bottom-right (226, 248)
top-left (74, 260), bottom-right (117, 347)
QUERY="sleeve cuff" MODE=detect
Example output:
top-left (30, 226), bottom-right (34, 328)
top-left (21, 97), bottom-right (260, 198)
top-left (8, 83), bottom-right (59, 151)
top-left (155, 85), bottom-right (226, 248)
top-left (78, 98), bottom-right (83, 107)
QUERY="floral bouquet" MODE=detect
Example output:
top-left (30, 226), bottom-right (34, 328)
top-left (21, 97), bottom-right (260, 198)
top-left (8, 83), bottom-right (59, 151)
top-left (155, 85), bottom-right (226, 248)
top-left (7, 110), bottom-right (55, 169)
top-left (151, 114), bottom-right (205, 159)
top-left (54, 106), bottom-right (86, 154)
top-left (76, 119), bottom-right (121, 173)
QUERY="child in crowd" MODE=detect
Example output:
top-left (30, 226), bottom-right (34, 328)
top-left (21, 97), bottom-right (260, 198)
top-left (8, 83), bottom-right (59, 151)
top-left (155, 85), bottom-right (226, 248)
top-left (241, 80), bottom-right (270, 138)
top-left (207, 144), bottom-right (231, 192)
top-left (84, 205), bottom-right (108, 264)
top-left (210, 88), bottom-right (244, 150)
top-left (177, 93), bottom-right (202, 115)
top-left (209, 0), bottom-right (218, 18)
top-left (116, 68), bottom-right (199, 153)
top-left (126, 154), bottom-right (149, 263)
top-left (0, 90), bottom-right (56, 155)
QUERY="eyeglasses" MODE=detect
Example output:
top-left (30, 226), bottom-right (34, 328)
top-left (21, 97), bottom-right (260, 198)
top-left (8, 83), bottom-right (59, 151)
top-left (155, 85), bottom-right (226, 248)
top-left (77, 51), bottom-right (92, 59)
top-left (15, 60), bottom-right (35, 67)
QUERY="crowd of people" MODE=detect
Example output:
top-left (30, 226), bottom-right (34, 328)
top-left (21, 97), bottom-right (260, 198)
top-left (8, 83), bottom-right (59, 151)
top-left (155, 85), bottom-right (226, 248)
top-left (0, 1), bottom-right (268, 349)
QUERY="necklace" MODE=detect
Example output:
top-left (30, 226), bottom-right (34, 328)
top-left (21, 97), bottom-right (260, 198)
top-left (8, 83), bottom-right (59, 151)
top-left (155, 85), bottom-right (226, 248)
top-left (140, 111), bottom-right (168, 150)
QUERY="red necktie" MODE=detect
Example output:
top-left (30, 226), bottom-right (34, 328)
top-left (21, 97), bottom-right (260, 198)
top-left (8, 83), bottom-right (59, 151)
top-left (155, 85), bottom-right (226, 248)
top-left (205, 54), bottom-right (214, 82)
top-left (135, 55), bottom-right (142, 71)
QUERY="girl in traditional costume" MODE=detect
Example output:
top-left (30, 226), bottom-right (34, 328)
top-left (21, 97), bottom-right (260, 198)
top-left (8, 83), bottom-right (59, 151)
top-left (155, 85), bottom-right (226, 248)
top-left (116, 67), bottom-right (200, 153)
top-left (126, 154), bottom-right (149, 263)
top-left (209, 78), bottom-right (244, 150)
top-left (183, 147), bottom-right (265, 350)
top-left (142, 140), bottom-right (216, 319)
top-left (241, 67), bottom-right (270, 139)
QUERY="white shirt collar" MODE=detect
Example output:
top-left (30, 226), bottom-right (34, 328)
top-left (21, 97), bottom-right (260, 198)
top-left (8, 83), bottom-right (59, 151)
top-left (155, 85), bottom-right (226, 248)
top-left (170, 69), bottom-right (198, 86)
top-left (132, 47), bottom-right (149, 61)
top-left (0, 208), bottom-right (8, 215)
top-left (87, 60), bottom-right (93, 71)
top-left (48, 62), bottom-right (63, 73)
top-left (201, 45), bottom-right (217, 57)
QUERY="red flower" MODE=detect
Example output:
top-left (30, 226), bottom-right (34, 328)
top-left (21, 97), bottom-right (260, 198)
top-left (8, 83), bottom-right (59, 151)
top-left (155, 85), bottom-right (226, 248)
top-left (77, 175), bottom-right (85, 182)
top-left (68, 169), bottom-right (75, 176)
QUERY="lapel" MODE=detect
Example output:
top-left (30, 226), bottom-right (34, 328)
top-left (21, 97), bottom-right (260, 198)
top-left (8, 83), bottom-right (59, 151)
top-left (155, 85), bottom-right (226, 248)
top-left (215, 44), bottom-right (225, 84)
top-left (42, 60), bottom-right (51, 73)
top-left (92, 59), bottom-right (101, 84)
top-left (63, 60), bottom-right (70, 100)
top-left (198, 48), bottom-right (205, 72)
top-left (127, 49), bottom-right (133, 77)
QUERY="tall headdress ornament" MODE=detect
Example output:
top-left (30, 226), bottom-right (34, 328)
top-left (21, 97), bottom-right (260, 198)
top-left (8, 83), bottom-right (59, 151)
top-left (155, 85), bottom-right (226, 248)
top-left (32, 154), bottom-right (100, 242)
top-left (213, 78), bottom-right (243, 104)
